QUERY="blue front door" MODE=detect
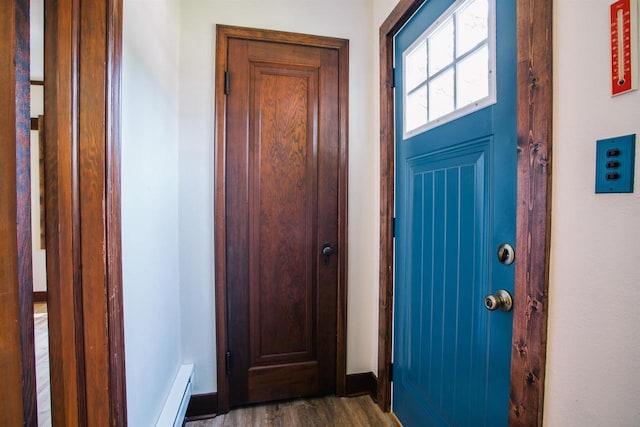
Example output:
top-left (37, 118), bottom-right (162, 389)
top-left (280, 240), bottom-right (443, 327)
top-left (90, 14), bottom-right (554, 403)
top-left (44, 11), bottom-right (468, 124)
top-left (393, 0), bottom-right (516, 425)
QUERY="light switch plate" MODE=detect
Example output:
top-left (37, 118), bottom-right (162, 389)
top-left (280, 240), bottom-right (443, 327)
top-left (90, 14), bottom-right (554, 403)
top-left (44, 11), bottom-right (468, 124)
top-left (595, 134), bottom-right (636, 193)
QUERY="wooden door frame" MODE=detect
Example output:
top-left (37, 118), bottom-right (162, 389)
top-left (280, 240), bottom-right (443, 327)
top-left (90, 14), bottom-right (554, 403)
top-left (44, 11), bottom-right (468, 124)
top-left (214, 25), bottom-right (349, 414)
top-left (43, 0), bottom-right (127, 424)
top-left (0, 0), bottom-right (37, 423)
top-left (377, 1), bottom-right (552, 425)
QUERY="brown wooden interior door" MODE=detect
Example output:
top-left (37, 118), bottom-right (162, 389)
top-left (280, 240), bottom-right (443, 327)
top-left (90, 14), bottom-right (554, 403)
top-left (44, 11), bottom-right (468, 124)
top-left (225, 37), bottom-right (340, 407)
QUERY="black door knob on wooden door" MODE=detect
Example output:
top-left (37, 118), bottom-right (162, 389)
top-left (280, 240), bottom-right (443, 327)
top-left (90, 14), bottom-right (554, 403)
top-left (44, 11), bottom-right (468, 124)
top-left (321, 243), bottom-right (334, 265)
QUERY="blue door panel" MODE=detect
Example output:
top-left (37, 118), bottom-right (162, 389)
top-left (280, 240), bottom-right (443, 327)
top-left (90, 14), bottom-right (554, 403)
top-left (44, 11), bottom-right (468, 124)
top-left (393, 0), bottom-right (516, 425)
top-left (396, 143), bottom-right (501, 426)
top-left (401, 109), bottom-right (494, 158)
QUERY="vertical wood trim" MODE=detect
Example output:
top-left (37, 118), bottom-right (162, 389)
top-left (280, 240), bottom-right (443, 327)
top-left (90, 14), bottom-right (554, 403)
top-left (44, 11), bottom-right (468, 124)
top-left (377, 15), bottom-right (394, 410)
top-left (214, 25), bottom-right (349, 411)
top-left (105, 0), bottom-right (128, 424)
top-left (15, 1), bottom-right (38, 422)
top-left (0, 0), bottom-right (37, 424)
top-left (510, 1), bottom-right (552, 425)
top-left (45, 0), bottom-right (85, 423)
top-left (377, 0), bottom-right (424, 412)
top-left (336, 39), bottom-right (350, 398)
top-left (45, 0), bottom-right (126, 424)
top-left (214, 25), bottom-right (231, 414)
top-left (76, 0), bottom-right (126, 424)
top-left (78, 0), bottom-right (111, 421)
top-left (377, 0), bottom-right (553, 424)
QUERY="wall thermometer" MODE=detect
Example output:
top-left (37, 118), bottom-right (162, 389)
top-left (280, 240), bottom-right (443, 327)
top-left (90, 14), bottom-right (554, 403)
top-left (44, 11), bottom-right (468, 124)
top-left (611, 0), bottom-right (638, 95)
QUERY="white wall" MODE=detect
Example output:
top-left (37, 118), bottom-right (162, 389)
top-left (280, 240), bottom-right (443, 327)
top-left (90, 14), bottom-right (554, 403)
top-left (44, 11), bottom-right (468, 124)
top-left (545, 0), bottom-right (640, 425)
top-left (31, 0), bottom-right (46, 293)
top-left (121, 0), bottom-right (183, 424)
top-left (29, 84), bottom-right (47, 293)
top-left (178, 0), bottom-right (380, 393)
top-left (30, 0), bottom-right (44, 81)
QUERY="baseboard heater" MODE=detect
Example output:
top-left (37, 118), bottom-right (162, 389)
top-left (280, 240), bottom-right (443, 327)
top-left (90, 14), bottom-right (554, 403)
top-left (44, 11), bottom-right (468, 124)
top-left (156, 364), bottom-right (194, 427)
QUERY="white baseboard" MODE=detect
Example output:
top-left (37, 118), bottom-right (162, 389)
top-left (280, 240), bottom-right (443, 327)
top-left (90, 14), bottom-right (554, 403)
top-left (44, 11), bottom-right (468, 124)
top-left (156, 364), bottom-right (194, 427)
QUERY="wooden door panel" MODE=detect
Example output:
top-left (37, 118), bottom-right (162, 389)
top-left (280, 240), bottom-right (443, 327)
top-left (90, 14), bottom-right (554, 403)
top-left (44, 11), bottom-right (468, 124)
top-left (248, 362), bottom-right (319, 403)
top-left (249, 65), bottom-right (319, 366)
top-left (226, 37), bottom-right (339, 407)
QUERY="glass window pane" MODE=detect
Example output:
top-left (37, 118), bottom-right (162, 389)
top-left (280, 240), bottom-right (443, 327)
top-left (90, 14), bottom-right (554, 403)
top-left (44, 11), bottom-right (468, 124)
top-left (429, 68), bottom-right (454, 121)
top-left (405, 41), bottom-right (427, 91)
top-left (456, 0), bottom-right (488, 56)
top-left (456, 45), bottom-right (489, 108)
top-left (402, 0), bottom-right (495, 136)
top-left (428, 18), bottom-right (454, 76)
top-left (406, 85), bottom-right (428, 132)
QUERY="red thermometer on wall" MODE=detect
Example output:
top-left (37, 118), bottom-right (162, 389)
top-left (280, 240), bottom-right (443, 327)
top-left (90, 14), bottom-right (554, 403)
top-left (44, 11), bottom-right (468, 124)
top-left (611, 0), bottom-right (638, 95)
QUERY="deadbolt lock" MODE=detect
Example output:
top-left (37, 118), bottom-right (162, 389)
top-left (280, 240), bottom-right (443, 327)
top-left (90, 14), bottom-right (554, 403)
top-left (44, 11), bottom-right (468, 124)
top-left (497, 243), bottom-right (515, 265)
top-left (484, 289), bottom-right (513, 312)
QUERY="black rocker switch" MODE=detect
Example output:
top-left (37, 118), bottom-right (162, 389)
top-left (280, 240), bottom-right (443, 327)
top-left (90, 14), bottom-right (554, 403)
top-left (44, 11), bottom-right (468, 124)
top-left (606, 161), bottom-right (620, 168)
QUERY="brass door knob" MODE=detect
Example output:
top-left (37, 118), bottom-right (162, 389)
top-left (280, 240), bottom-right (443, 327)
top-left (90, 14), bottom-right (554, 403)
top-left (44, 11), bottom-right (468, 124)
top-left (484, 289), bottom-right (513, 312)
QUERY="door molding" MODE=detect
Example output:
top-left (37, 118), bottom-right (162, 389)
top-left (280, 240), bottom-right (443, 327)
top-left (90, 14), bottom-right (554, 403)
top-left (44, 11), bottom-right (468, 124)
top-left (214, 25), bottom-right (349, 413)
top-left (377, 1), bottom-right (552, 425)
top-left (44, 0), bottom-right (127, 424)
top-left (0, 0), bottom-right (37, 423)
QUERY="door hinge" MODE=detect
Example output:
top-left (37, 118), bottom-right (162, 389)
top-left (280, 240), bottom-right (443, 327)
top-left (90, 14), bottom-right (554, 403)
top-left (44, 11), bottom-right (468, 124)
top-left (225, 351), bottom-right (232, 374)
top-left (391, 67), bottom-right (396, 88)
top-left (389, 362), bottom-right (394, 382)
top-left (224, 71), bottom-right (231, 95)
top-left (392, 217), bottom-right (396, 238)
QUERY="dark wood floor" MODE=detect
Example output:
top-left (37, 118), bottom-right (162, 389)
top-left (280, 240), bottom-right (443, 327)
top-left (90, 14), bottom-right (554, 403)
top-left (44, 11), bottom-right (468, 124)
top-left (185, 395), bottom-right (399, 427)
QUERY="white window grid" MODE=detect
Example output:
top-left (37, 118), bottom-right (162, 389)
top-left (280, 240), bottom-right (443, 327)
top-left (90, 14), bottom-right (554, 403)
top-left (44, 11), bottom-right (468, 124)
top-left (402, 0), bottom-right (497, 139)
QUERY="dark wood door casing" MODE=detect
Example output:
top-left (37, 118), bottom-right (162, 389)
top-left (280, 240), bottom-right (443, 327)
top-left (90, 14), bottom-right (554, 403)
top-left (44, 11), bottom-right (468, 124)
top-left (44, 0), bottom-right (84, 423)
top-left (377, 1), bottom-right (552, 425)
top-left (44, 0), bottom-right (127, 425)
top-left (0, 0), bottom-right (37, 424)
top-left (215, 25), bottom-right (349, 413)
top-left (4, 0), bottom-right (126, 424)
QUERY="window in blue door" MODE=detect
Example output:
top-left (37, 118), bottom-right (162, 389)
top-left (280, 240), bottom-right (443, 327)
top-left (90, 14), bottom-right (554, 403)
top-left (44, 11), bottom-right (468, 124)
top-left (402, 0), bottom-right (496, 138)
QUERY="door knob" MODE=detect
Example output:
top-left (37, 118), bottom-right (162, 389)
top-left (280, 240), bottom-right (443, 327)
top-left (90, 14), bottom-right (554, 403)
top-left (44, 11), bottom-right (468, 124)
top-left (321, 243), bottom-right (334, 265)
top-left (484, 289), bottom-right (513, 312)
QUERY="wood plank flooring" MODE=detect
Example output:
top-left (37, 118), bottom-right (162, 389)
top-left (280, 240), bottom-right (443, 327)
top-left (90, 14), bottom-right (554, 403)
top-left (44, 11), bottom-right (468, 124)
top-left (185, 395), bottom-right (399, 427)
